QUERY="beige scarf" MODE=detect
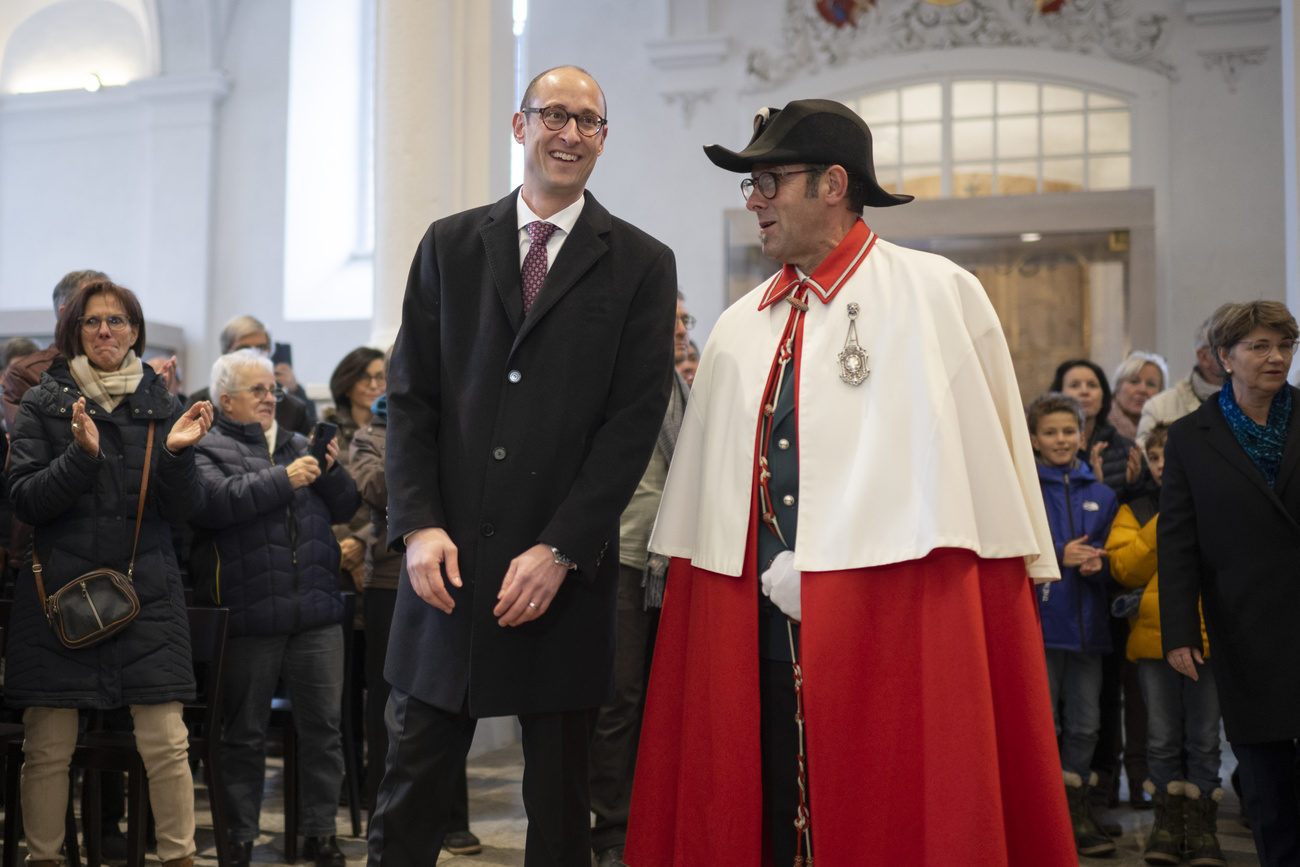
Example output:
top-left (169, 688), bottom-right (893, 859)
top-left (69, 350), bottom-right (144, 412)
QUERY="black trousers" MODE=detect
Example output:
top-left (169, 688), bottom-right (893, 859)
top-left (362, 589), bottom-right (472, 829)
top-left (1233, 739), bottom-right (1300, 867)
top-left (588, 565), bottom-right (660, 854)
top-left (367, 687), bottom-right (596, 867)
top-left (761, 655), bottom-right (807, 867)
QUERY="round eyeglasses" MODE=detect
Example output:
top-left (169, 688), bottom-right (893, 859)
top-left (1236, 339), bottom-right (1298, 357)
top-left (521, 106), bottom-right (607, 137)
top-left (80, 315), bottom-right (132, 333)
top-left (740, 168), bottom-right (813, 201)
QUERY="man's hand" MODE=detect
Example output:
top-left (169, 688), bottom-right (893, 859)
top-left (760, 550), bottom-right (801, 622)
top-left (1167, 646), bottom-right (1204, 681)
top-left (286, 456), bottom-right (321, 488)
top-left (406, 527), bottom-right (461, 613)
top-left (494, 543), bottom-right (568, 627)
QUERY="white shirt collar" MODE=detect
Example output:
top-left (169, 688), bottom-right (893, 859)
top-left (517, 191), bottom-right (585, 237)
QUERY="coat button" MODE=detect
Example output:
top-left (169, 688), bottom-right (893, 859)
top-left (481, 523), bottom-right (495, 537)
top-left (778, 438), bottom-right (790, 450)
top-left (508, 370), bottom-right (522, 383)
top-left (782, 494), bottom-right (795, 506)
top-left (62, 387), bottom-right (68, 393)
top-left (60, 407), bottom-right (66, 413)
top-left (89, 409), bottom-right (95, 415)
top-left (492, 447), bottom-right (506, 460)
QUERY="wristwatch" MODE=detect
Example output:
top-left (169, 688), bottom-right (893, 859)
top-left (550, 547), bottom-right (578, 571)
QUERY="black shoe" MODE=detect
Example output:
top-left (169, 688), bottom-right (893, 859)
top-left (302, 835), bottom-right (347, 867)
top-left (228, 840), bottom-right (253, 867)
top-left (595, 847), bottom-right (627, 867)
top-left (443, 830), bottom-right (483, 855)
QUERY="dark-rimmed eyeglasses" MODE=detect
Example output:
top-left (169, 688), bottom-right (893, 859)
top-left (232, 384), bottom-right (285, 402)
top-left (80, 315), bottom-right (131, 333)
top-left (359, 372), bottom-right (387, 385)
top-left (521, 106), bottom-right (607, 137)
top-left (740, 168), bottom-right (813, 201)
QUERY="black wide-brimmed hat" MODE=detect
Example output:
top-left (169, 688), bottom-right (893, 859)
top-left (704, 98), bottom-right (913, 208)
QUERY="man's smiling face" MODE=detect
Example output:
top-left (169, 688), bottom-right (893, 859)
top-left (513, 68), bottom-right (607, 211)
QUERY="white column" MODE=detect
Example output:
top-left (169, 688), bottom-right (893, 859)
top-left (1284, 0), bottom-right (1300, 317)
top-left (372, 0), bottom-right (519, 751)
top-left (371, 0), bottom-right (514, 348)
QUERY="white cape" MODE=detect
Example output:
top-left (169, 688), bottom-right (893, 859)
top-left (649, 235), bottom-right (1060, 584)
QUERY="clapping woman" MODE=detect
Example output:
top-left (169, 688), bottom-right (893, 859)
top-left (6, 281), bottom-right (212, 867)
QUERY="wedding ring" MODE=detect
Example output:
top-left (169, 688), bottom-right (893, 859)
top-left (528, 602), bottom-right (538, 609)
top-left (72, 422), bottom-right (79, 430)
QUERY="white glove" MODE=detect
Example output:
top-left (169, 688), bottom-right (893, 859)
top-left (760, 549), bottom-right (801, 622)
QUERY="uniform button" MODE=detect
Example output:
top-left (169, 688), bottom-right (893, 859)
top-left (778, 438), bottom-right (790, 450)
top-left (508, 370), bottom-right (522, 383)
top-left (492, 447), bottom-right (507, 460)
top-left (782, 494), bottom-right (795, 507)
top-left (481, 523), bottom-right (495, 537)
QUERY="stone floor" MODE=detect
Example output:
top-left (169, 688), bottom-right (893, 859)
top-left (11, 742), bottom-right (1263, 865)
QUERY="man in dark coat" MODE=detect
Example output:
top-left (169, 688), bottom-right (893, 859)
top-left (367, 65), bottom-right (678, 867)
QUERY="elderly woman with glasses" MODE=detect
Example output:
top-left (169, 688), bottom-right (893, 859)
top-left (6, 280), bottom-right (213, 867)
top-left (1159, 300), bottom-right (1300, 867)
top-left (189, 349), bottom-right (359, 867)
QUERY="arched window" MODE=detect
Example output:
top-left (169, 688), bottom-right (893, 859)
top-left (851, 80), bottom-right (1131, 199)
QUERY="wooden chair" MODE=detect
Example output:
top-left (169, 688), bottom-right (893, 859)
top-left (274, 592), bottom-right (362, 862)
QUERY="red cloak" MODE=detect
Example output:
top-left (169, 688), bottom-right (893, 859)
top-left (625, 533), bottom-right (1076, 866)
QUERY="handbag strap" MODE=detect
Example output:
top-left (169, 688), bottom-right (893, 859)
top-left (32, 421), bottom-right (157, 608)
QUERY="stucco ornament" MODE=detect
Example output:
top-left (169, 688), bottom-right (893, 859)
top-left (747, 0), bottom-right (1174, 87)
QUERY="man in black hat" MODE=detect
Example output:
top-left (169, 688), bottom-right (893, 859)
top-left (625, 100), bottom-right (1077, 866)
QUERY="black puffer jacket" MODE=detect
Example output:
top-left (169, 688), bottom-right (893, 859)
top-left (189, 415), bottom-right (359, 638)
top-left (5, 358), bottom-right (200, 709)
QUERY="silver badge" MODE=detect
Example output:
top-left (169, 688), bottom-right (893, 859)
top-left (838, 302), bottom-right (869, 385)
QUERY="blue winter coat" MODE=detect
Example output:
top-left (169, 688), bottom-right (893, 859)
top-left (1036, 460), bottom-right (1119, 653)
top-left (189, 415), bottom-right (360, 638)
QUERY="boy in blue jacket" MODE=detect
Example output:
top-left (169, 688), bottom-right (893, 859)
top-left (1029, 392), bottom-right (1120, 857)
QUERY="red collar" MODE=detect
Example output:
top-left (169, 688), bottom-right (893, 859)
top-left (757, 220), bottom-right (879, 311)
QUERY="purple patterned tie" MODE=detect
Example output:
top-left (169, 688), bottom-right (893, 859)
top-left (522, 221), bottom-right (559, 314)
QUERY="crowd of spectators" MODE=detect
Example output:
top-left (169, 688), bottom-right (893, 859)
top-left (0, 269), bottom-right (1298, 867)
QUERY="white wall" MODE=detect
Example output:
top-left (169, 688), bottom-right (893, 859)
top-left (206, 0), bottom-right (372, 392)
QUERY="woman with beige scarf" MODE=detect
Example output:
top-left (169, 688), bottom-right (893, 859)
top-left (6, 280), bottom-right (212, 867)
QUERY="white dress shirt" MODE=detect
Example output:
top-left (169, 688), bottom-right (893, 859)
top-left (516, 193), bottom-right (586, 276)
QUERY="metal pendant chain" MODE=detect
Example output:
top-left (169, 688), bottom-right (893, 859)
top-left (758, 288), bottom-right (808, 546)
top-left (788, 620), bottom-right (813, 866)
top-left (838, 302), bottom-right (869, 385)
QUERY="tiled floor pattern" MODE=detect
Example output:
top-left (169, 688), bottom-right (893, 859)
top-left (7, 743), bottom-right (1261, 865)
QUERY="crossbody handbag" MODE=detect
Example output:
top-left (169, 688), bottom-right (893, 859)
top-left (31, 421), bottom-right (155, 650)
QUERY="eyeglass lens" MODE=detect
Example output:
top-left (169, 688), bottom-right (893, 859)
top-left (81, 316), bottom-right (129, 333)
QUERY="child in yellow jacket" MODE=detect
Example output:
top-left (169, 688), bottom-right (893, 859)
top-left (1106, 423), bottom-right (1223, 866)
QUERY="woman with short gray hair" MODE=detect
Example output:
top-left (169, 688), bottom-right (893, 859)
top-left (1160, 300), bottom-right (1300, 866)
top-left (189, 349), bottom-right (360, 867)
top-left (1109, 350), bottom-right (1168, 441)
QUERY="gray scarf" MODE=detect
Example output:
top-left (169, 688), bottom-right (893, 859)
top-left (642, 371), bottom-right (689, 609)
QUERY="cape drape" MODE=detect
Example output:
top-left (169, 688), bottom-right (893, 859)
top-left (626, 537), bottom-right (1076, 867)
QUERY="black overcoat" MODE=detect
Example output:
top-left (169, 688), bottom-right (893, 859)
top-left (384, 190), bottom-right (678, 717)
top-left (5, 359), bottom-right (200, 708)
top-left (1159, 387), bottom-right (1300, 743)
